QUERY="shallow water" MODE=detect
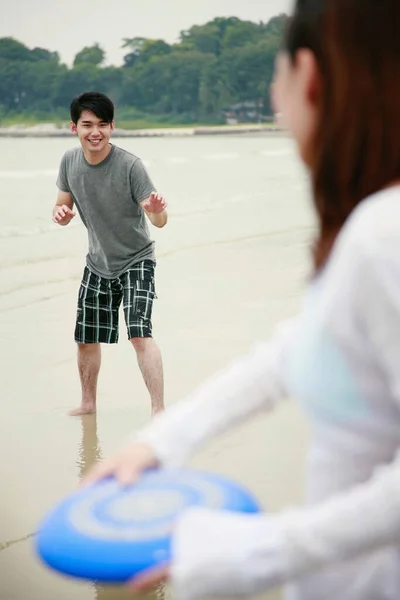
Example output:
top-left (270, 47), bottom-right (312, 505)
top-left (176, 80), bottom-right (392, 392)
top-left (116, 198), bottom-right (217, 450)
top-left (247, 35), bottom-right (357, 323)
top-left (0, 134), bottom-right (312, 600)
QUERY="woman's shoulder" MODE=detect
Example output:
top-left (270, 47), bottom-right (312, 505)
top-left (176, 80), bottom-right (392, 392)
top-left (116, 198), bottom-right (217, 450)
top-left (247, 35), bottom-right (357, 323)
top-left (343, 185), bottom-right (400, 252)
top-left (317, 185), bottom-right (400, 306)
top-left (327, 185), bottom-right (400, 276)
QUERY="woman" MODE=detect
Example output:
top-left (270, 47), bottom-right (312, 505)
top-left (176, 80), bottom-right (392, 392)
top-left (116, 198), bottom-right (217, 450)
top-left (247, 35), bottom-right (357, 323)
top-left (83, 1), bottom-right (400, 598)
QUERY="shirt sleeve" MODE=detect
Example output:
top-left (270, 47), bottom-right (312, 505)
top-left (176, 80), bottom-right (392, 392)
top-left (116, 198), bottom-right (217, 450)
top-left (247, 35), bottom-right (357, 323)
top-left (171, 449), bottom-right (400, 599)
top-left (130, 158), bottom-right (156, 203)
top-left (169, 236), bottom-right (400, 600)
top-left (56, 153), bottom-right (70, 193)
top-left (133, 318), bottom-right (296, 467)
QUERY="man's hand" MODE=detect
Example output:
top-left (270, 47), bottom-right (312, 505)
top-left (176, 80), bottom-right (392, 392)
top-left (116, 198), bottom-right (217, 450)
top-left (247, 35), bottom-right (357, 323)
top-left (140, 192), bottom-right (168, 228)
top-left (141, 192), bottom-right (168, 214)
top-left (53, 204), bottom-right (76, 226)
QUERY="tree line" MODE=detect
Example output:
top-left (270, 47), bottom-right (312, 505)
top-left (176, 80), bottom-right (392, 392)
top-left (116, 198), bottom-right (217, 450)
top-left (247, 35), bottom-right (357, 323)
top-left (0, 15), bottom-right (286, 125)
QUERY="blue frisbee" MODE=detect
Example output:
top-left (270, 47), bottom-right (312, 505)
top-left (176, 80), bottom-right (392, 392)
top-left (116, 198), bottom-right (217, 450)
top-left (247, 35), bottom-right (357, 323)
top-left (35, 467), bottom-right (261, 583)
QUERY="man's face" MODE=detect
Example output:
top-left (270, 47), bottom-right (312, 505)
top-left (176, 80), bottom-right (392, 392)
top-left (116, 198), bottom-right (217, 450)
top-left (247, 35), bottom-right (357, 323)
top-left (71, 110), bottom-right (114, 155)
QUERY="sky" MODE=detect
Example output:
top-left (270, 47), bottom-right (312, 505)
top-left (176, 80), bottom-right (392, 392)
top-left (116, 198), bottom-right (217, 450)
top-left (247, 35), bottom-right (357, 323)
top-left (1, 0), bottom-right (293, 66)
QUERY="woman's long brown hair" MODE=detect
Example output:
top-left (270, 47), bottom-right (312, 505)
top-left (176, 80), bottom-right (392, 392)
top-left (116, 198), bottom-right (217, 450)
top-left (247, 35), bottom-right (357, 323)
top-left (284, 0), bottom-right (400, 271)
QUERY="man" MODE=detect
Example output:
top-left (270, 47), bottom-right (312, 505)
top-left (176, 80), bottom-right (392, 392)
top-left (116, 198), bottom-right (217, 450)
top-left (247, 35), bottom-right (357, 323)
top-left (53, 91), bottom-right (167, 417)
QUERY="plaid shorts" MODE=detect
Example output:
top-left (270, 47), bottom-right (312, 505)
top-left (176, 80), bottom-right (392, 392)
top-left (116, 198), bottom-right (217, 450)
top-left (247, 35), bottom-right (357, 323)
top-left (74, 260), bottom-right (156, 344)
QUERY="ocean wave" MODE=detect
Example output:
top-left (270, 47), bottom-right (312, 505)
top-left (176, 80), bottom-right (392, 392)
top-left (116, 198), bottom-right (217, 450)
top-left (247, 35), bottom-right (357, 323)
top-left (202, 153), bottom-right (239, 161)
top-left (260, 149), bottom-right (293, 157)
top-left (0, 220), bottom-right (80, 239)
top-left (0, 169), bottom-right (58, 179)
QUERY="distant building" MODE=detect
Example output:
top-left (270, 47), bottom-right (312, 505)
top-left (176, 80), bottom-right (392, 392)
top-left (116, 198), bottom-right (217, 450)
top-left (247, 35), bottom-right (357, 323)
top-left (221, 100), bottom-right (272, 124)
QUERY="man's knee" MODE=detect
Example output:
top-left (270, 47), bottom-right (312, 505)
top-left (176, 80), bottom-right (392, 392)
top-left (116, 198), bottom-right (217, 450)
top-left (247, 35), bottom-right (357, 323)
top-left (77, 342), bottom-right (100, 353)
top-left (130, 337), bottom-right (152, 353)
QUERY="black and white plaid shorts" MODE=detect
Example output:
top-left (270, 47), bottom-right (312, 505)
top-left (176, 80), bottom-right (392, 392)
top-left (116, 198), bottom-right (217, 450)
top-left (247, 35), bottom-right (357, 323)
top-left (74, 260), bottom-right (156, 344)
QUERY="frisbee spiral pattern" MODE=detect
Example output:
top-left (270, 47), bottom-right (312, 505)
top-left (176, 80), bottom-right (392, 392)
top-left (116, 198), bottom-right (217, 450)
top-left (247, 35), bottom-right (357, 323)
top-left (36, 468), bottom-right (261, 583)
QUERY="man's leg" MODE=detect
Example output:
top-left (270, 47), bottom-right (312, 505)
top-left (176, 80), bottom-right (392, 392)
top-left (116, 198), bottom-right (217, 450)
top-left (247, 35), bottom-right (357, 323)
top-left (69, 343), bottom-right (101, 416)
top-left (70, 266), bottom-right (120, 416)
top-left (130, 337), bottom-right (164, 416)
top-left (122, 261), bottom-right (164, 416)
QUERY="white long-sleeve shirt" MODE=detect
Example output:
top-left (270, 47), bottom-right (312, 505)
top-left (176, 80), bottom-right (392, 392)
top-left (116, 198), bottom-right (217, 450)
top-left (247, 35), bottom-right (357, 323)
top-left (133, 185), bottom-right (400, 600)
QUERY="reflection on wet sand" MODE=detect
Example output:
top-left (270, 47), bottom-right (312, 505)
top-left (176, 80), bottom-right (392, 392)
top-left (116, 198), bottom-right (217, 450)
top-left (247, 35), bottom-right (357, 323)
top-left (95, 582), bottom-right (167, 600)
top-left (77, 415), bottom-right (169, 600)
top-left (1, 135), bottom-right (310, 600)
top-left (76, 414), bottom-right (102, 481)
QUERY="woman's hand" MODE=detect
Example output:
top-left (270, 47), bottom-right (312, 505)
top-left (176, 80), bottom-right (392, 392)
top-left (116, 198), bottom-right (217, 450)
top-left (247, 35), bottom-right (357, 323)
top-left (81, 442), bottom-right (160, 487)
top-left (128, 564), bottom-right (170, 592)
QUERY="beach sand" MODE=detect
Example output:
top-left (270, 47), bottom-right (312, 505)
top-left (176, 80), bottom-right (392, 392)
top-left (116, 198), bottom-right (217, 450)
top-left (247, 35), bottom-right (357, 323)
top-left (0, 133), bottom-right (313, 600)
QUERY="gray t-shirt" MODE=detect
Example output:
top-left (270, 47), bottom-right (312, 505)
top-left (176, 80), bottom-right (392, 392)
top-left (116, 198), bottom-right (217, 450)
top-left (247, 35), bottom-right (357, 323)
top-left (56, 144), bottom-right (156, 278)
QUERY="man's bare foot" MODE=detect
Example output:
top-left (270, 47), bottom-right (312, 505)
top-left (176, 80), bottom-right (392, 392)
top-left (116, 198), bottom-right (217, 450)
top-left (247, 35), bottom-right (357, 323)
top-left (68, 405), bottom-right (96, 416)
top-left (151, 407), bottom-right (165, 418)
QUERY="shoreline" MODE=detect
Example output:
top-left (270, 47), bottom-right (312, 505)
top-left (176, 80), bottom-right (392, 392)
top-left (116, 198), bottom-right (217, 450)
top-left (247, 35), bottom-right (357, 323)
top-left (0, 123), bottom-right (285, 138)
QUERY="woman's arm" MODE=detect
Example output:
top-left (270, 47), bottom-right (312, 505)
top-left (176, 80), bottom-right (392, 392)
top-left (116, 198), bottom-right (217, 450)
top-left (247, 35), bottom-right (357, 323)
top-left (171, 447), bottom-right (400, 599)
top-left (133, 319), bottom-right (296, 467)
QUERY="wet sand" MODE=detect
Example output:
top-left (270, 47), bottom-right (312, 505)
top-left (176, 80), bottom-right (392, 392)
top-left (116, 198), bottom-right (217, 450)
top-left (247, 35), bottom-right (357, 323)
top-left (0, 134), bottom-right (313, 600)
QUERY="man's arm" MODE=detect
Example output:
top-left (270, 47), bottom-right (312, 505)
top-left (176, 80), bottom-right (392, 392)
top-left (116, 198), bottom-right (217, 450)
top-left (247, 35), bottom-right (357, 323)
top-left (52, 190), bottom-right (76, 226)
top-left (140, 192), bottom-right (168, 228)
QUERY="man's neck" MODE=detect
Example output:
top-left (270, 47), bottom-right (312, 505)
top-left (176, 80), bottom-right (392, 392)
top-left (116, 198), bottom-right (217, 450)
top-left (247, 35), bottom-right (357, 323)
top-left (83, 143), bottom-right (112, 165)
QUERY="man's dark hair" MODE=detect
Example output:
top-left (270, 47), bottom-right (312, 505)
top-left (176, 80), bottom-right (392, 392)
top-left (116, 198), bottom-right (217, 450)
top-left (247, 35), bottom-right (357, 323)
top-left (70, 91), bottom-right (114, 124)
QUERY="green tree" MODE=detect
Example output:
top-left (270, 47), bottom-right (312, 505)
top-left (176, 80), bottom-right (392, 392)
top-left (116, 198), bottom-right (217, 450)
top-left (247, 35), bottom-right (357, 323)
top-left (54, 64), bottom-right (99, 107)
top-left (122, 38), bottom-right (171, 67)
top-left (263, 14), bottom-right (287, 39)
top-left (96, 67), bottom-right (123, 103)
top-left (0, 42), bottom-right (64, 112)
top-left (0, 37), bottom-right (32, 62)
top-left (30, 47), bottom-right (60, 63)
top-left (122, 51), bottom-right (214, 115)
top-left (219, 40), bottom-right (277, 113)
top-left (222, 20), bottom-right (264, 50)
top-left (73, 44), bottom-right (105, 67)
top-left (180, 23), bottom-right (222, 55)
top-left (0, 59), bottom-right (25, 109)
top-left (121, 37), bottom-right (146, 67)
top-left (180, 17), bottom-right (254, 56)
top-left (0, 13), bottom-right (287, 123)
